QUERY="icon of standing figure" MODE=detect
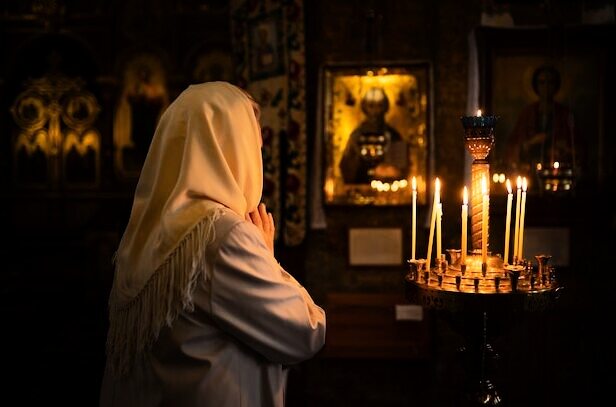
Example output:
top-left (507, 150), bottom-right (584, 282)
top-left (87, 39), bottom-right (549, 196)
top-left (113, 54), bottom-right (170, 176)
top-left (339, 87), bottom-right (409, 184)
top-left (506, 65), bottom-right (577, 174)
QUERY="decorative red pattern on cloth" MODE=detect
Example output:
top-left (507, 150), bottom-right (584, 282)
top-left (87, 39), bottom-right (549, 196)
top-left (231, 0), bottom-right (306, 246)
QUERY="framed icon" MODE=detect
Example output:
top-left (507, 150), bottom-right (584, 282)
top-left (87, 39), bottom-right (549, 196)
top-left (248, 10), bottom-right (285, 80)
top-left (321, 62), bottom-right (431, 205)
top-left (476, 26), bottom-right (612, 192)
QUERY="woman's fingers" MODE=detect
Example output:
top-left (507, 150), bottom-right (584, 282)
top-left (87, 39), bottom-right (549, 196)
top-left (246, 203), bottom-right (275, 255)
top-left (258, 203), bottom-right (269, 231)
top-left (250, 206), bottom-right (262, 227)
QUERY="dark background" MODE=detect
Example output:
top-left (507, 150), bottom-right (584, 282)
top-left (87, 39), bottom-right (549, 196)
top-left (1, 1), bottom-right (614, 406)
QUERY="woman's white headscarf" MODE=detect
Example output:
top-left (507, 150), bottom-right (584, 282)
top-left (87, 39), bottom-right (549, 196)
top-left (106, 81), bottom-right (263, 374)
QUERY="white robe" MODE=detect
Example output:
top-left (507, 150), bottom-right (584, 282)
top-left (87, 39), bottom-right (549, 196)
top-left (100, 209), bottom-right (326, 406)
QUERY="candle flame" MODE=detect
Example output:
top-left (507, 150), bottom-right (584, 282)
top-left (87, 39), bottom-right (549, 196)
top-left (412, 176), bottom-right (417, 191)
top-left (476, 109), bottom-right (482, 117)
top-left (553, 161), bottom-right (560, 169)
top-left (481, 176), bottom-right (487, 195)
top-left (522, 177), bottom-right (528, 192)
top-left (435, 177), bottom-right (440, 192)
top-left (517, 175), bottom-right (522, 189)
top-left (463, 186), bottom-right (468, 205)
top-left (506, 179), bottom-right (512, 194)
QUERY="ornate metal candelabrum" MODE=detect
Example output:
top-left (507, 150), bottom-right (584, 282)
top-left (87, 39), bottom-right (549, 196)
top-left (406, 252), bottom-right (561, 406)
top-left (404, 112), bottom-right (563, 406)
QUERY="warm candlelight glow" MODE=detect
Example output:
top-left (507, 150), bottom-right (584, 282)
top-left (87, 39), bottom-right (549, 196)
top-left (518, 177), bottom-right (528, 261)
top-left (324, 168), bottom-right (335, 201)
top-left (481, 176), bottom-right (489, 265)
top-left (504, 179), bottom-right (513, 265)
top-left (426, 178), bottom-right (441, 271)
top-left (513, 176), bottom-right (522, 263)
top-left (405, 109), bottom-right (560, 295)
top-left (411, 176), bottom-right (417, 260)
top-left (461, 186), bottom-right (468, 265)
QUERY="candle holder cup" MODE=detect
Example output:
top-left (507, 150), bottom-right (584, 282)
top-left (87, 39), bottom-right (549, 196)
top-left (407, 258), bottom-right (425, 281)
top-left (535, 254), bottom-right (552, 285)
top-left (447, 248), bottom-right (462, 267)
top-left (505, 265), bottom-right (524, 292)
top-left (460, 115), bottom-right (498, 158)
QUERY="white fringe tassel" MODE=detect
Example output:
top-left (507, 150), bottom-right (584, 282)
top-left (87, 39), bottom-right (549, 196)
top-left (106, 210), bottom-right (221, 375)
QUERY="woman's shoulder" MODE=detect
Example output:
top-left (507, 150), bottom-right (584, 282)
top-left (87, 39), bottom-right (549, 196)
top-left (203, 207), bottom-right (245, 254)
top-left (209, 207), bottom-right (268, 254)
top-left (214, 207), bottom-right (264, 239)
top-left (213, 207), bottom-right (245, 232)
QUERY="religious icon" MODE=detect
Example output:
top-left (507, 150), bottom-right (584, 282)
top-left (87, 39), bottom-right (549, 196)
top-left (322, 63), bottom-right (431, 205)
top-left (114, 53), bottom-right (169, 177)
top-left (339, 86), bottom-right (409, 184)
top-left (248, 11), bottom-right (284, 80)
top-left (479, 26), bottom-right (607, 194)
top-left (505, 65), bottom-right (577, 176)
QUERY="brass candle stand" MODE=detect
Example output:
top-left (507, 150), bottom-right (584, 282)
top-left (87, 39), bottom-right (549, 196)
top-left (406, 252), bottom-right (561, 306)
top-left (403, 113), bottom-right (563, 406)
top-left (406, 253), bottom-right (562, 406)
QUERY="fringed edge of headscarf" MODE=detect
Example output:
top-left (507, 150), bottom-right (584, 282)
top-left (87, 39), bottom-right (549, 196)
top-left (105, 209), bottom-right (223, 376)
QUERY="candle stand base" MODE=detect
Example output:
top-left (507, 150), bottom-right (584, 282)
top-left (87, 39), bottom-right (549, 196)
top-left (405, 253), bottom-right (562, 406)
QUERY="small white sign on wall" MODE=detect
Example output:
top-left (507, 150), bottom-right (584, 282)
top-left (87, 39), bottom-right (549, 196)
top-left (395, 304), bottom-right (423, 321)
top-left (349, 228), bottom-right (403, 266)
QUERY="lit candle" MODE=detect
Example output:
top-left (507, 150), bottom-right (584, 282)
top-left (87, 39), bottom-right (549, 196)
top-left (411, 176), bottom-right (417, 260)
top-left (481, 176), bottom-right (488, 265)
top-left (461, 186), bottom-right (468, 265)
top-left (437, 202), bottom-right (442, 261)
top-left (518, 177), bottom-right (528, 261)
top-left (426, 178), bottom-right (440, 271)
top-left (503, 179), bottom-right (513, 265)
top-left (513, 176), bottom-right (522, 263)
top-left (476, 109), bottom-right (482, 117)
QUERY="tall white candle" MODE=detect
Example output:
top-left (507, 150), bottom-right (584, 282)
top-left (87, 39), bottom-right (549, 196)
top-left (518, 177), bottom-right (528, 261)
top-left (504, 179), bottom-right (513, 265)
top-left (426, 178), bottom-right (440, 271)
top-left (461, 186), bottom-right (468, 265)
top-left (437, 203), bottom-right (442, 261)
top-left (513, 176), bottom-right (522, 263)
top-left (481, 176), bottom-right (488, 265)
top-left (411, 176), bottom-right (417, 260)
